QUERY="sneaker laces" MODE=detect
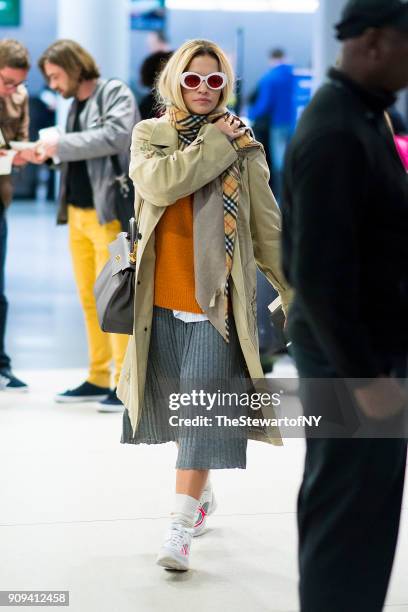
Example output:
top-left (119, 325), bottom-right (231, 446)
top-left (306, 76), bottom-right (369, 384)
top-left (165, 523), bottom-right (192, 549)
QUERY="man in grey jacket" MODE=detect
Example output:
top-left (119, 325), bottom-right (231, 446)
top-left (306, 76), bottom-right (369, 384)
top-left (34, 39), bottom-right (140, 410)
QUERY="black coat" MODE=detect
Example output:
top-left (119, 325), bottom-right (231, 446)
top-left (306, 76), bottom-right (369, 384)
top-left (282, 68), bottom-right (408, 378)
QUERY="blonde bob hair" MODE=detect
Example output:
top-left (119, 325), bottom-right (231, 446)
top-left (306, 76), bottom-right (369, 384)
top-left (157, 39), bottom-right (234, 113)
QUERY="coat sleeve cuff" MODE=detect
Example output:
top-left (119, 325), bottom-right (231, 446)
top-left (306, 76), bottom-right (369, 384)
top-left (280, 289), bottom-right (294, 317)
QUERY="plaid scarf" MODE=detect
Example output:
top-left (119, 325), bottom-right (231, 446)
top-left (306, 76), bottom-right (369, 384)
top-left (166, 105), bottom-right (258, 341)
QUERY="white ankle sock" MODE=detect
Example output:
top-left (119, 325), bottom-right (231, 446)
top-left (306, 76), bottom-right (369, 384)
top-left (202, 477), bottom-right (212, 496)
top-left (171, 494), bottom-right (199, 528)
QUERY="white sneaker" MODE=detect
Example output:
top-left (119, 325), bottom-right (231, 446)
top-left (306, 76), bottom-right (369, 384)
top-left (156, 522), bottom-right (193, 571)
top-left (193, 485), bottom-right (217, 537)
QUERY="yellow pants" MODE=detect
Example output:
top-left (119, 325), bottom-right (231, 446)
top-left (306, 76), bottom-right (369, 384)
top-left (68, 205), bottom-right (129, 388)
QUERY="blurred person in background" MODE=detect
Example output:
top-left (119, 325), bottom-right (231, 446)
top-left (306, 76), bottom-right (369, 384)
top-left (248, 62), bottom-right (286, 372)
top-left (248, 81), bottom-right (285, 374)
top-left (388, 103), bottom-right (408, 134)
top-left (0, 39), bottom-right (31, 393)
top-left (282, 0), bottom-right (408, 610)
top-left (247, 86), bottom-right (271, 168)
top-left (139, 50), bottom-right (173, 120)
top-left (249, 48), bottom-right (295, 202)
top-left (147, 31), bottom-right (171, 55)
top-left (116, 38), bottom-right (292, 572)
top-left (31, 39), bottom-right (139, 409)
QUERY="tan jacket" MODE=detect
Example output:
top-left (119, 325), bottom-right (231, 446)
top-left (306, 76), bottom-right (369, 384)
top-left (0, 85), bottom-right (29, 207)
top-left (117, 117), bottom-right (293, 445)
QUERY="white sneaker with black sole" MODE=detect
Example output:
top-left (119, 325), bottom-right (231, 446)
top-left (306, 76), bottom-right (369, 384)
top-left (156, 522), bottom-right (193, 571)
top-left (193, 486), bottom-right (217, 537)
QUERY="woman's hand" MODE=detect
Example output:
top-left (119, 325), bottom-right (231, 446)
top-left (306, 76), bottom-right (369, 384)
top-left (32, 141), bottom-right (58, 164)
top-left (213, 114), bottom-right (246, 141)
top-left (12, 152), bottom-right (27, 167)
top-left (13, 145), bottom-right (46, 165)
top-left (20, 141), bottom-right (57, 165)
top-left (17, 148), bottom-right (39, 164)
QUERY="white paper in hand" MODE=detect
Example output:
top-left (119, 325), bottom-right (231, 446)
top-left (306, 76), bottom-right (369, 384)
top-left (0, 150), bottom-right (16, 175)
top-left (0, 129), bottom-right (7, 148)
top-left (9, 141), bottom-right (37, 151)
top-left (39, 126), bottom-right (62, 164)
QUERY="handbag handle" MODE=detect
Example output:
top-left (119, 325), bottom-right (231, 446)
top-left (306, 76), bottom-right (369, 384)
top-left (128, 199), bottom-right (144, 264)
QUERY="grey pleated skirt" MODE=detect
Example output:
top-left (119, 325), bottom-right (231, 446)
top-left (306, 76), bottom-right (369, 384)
top-left (121, 306), bottom-right (256, 469)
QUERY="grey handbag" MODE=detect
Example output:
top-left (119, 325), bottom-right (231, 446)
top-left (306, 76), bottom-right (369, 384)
top-left (94, 218), bottom-right (139, 335)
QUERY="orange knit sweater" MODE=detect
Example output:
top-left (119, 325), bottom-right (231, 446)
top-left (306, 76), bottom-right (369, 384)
top-left (154, 195), bottom-right (204, 313)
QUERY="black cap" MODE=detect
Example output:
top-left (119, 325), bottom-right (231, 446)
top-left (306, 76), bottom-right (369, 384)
top-left (336, 0), bottom-right (408, 40)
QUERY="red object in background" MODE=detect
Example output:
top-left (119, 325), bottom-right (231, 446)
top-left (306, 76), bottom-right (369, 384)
top-left (395, 134), bottom-right (408, 171)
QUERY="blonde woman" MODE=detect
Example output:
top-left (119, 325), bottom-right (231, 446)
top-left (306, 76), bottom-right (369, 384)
top-left (117, 39), bottom-right (292, 571)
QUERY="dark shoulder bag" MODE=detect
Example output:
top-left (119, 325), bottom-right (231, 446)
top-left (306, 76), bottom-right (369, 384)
top-left (94, 215), bottom-right (142, 335)
top-left (96, 79), bottom-right (135, 231)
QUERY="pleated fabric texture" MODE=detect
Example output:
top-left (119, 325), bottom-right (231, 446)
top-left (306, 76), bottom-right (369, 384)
top-left (121, 307), bottom-right (255, 469)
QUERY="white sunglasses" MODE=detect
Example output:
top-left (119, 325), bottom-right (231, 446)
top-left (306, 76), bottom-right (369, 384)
top-left (180, 71), bottom-right (228, 91)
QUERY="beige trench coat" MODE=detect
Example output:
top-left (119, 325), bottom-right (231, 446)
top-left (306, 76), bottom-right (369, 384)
top-left (117, 117), bottom-right (293, 445)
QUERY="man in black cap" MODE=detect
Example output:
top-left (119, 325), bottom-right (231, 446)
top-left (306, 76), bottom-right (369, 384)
top-left (282, 0), bottom-right (408, 610)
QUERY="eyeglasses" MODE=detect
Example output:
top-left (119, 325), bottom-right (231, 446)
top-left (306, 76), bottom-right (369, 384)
top-left (0, 71), bottom-right (26, 90)
top-left (180, 72), bottom-right (227, 91)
